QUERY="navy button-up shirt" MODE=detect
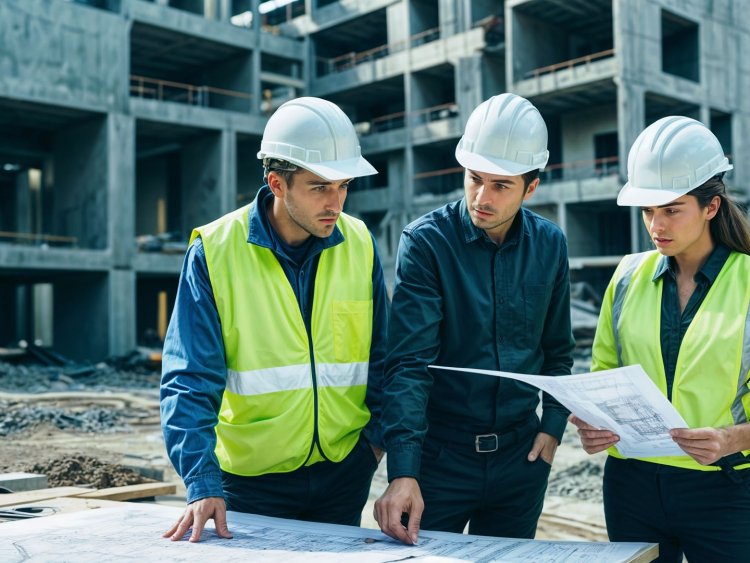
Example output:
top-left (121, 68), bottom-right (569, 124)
top-left (161, 186), bottom-right (389, 504)
top-left (383, 198), bottom-right (575, 480)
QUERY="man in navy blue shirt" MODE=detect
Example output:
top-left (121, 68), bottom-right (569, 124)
top-left (374, 94), bottom-right (574, 544)
top-left (160, 97), bottom-right (388, 542)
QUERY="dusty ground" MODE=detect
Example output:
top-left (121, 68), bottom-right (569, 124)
top-left (0, 359), bottom-right (609, 541)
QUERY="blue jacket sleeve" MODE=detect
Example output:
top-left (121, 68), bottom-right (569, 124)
top-left (382, 231), bottom-right (442, 481)
top-left (361, 232), bottom-right (389, 450)
top-left (160, 238), bottom-right (227, 504)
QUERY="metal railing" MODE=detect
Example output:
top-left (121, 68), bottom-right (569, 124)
top-left (316, 26), bottom-right (441, 76)
top-left (413, 166), bottom-right (464, 195)
top-left (540, 156), bottom-right (619, 183)
top-left (524, 48), bottom-right (615, 79)
top-left (0, 230), bottom-right (78, 248)
top-left (130, 75), bottom-right (252, 111)
top-left (357, 102), bottom-right (459, 136)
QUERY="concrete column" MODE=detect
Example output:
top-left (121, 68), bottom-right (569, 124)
top-left (387, 2), bottom-right (409, 45)
top-left (251, 0), bottom-right (263, 113)
top-left (439, 0), bottom-right (458, 38)
top-left (220, 129), bottom-right (237, 215)
top-left (54, 117), bottom-right (109, 250)
top-left (109, 113), bottom-right (135, 268)
top-left (456, 54), bottom-right (483, 124)
top-left (14, 172), bottom-right (31, 234)
top-left (109, 269), bottom-right (136, 356)
top-left (616, 81), bottom-right (644, 182)
top-left (182, 132), bottom-right (225, 230)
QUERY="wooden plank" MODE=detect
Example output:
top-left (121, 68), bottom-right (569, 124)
top-left (74, 482), bottom-right (176, 501)
top-left (0, 487), bottom-right (93, 507)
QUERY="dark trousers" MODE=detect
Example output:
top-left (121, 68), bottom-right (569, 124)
top-left (604, 456), bottom-right (750, 563)
top-left (222, 436), bottom-right (378, 526)
top-left (419, 418), bottom-right (550, 538)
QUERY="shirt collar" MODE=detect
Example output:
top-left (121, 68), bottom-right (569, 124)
top-left (247, 185), bottom-right (344, 254)
top-left (652, 243), bottom-right (731, 283)
top-left (459, 197), bottom-right (525, 247)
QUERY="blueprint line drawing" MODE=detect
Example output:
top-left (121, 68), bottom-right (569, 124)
top-left (430, 364), bottom-right (688, 458)
top-left (0, 503), bottom-right (656, 562)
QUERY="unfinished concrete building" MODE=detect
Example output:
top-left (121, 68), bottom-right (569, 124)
top-left (1, 0), bottom-right (748, 360)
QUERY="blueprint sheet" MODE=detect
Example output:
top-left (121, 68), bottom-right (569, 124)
top-left (0, 503), bottom-right (655, 562)
top-left (431, 364), bottom-right (688, 458)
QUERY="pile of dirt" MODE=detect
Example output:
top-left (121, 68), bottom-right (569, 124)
top-left (26, 455), bottom-right (153, 489)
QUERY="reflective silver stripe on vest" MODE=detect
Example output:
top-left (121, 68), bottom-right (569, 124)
top-left (226, 362), bottom-right (367, 396)
top-left (731, 301), bottom-right (750, 424)
top-left (316, 362), bottom-right (368, 387)
top-left (612, 252), bottom-right (650, 368)
top-left (226, 364), bottom-right (312, 396)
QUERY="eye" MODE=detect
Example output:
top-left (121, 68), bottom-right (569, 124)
top-left (640, 207), bottom-right (653, 214)
top-left (340, 183), bottom-right (350, 191)
top-left (471, 175), bottom-right (482, 184)
top-left (665, 208), bottom-right (678, 214)
top-left (494, 183), bottom-right (508, 190)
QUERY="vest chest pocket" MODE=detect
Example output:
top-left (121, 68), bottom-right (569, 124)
top-left (333, 300), bottom-right (373, 362)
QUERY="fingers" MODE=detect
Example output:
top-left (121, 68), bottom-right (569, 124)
top-left (568, 415), bottom-right (595, 430)
top-left (169, 511), bottom-right (194, 542)
top-left (406, 503), bottom-right (423, 545)
top-left (374, 480), bottom-right (423, 545)
top-left (189, 512), bottom-right (207, 543)
top-left (163, 515), bottom-right (182, 539)
top-left (213, 507), bottom-right (233, 539)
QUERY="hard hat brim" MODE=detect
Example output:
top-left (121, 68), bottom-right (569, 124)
top-left (303, 156), bottom-right (378, 181)
top-left (455, 147), bottom-right (546, 177)
top-left (617, 183), bottom-right (691, 207)
top-left (259, 152), bottom-right (378, 181)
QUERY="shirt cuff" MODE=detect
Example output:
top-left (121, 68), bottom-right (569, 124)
top-left (385, 444), bottom-right (422, 482)
top-left (540, 410), bottom-right (569, 443)
top-left (185, 473), bottom-right (225, 504)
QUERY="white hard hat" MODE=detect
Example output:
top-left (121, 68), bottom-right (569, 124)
top-left (455, 93), bottom-right (549, 176)
top-left (618, 116), bottom-right (732, 207)
top-left (257, 97), bottom-right (377, 181)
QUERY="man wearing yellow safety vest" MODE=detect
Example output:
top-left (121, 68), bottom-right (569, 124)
top-left (160, 97), bottom-right (388, 542)
top-left (571, 116), bottom-right (750, 562)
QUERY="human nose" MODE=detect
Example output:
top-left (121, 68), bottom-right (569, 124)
top-left (474, 183), bottom-right (488, 205)
top-left (326, 188), bottom-right (343, 213)
top-left (649, 213), bottom-right (665, 233)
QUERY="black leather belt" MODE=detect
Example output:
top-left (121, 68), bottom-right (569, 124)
top-left (428, 416), bottom-right (539, 453)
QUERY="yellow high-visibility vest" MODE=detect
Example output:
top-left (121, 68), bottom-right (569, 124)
top-left (593, 250), bottom-right (750, 471)
top-left (192, 205), bottom-right (374, 476)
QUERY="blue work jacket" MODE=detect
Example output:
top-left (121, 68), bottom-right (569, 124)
top-left (383, 198), bottom-right (575, 480)
top-left (161, 186), bottom-right (389, 504)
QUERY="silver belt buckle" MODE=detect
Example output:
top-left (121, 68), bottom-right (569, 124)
top-left (475, 433), bottom-right (499, 453)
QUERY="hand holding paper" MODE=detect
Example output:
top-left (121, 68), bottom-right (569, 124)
top-left (429, 364), bottom-right (688, 458)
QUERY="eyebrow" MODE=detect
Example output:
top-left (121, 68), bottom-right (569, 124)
top-left (655, 202), bottom-right (686, 209)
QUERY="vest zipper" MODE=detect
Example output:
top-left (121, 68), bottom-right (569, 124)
top-left (299, 266), bottom-right (331, 465)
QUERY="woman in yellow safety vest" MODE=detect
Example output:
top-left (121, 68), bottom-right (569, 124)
top-left (570, 116), bottom-right (750, 563)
